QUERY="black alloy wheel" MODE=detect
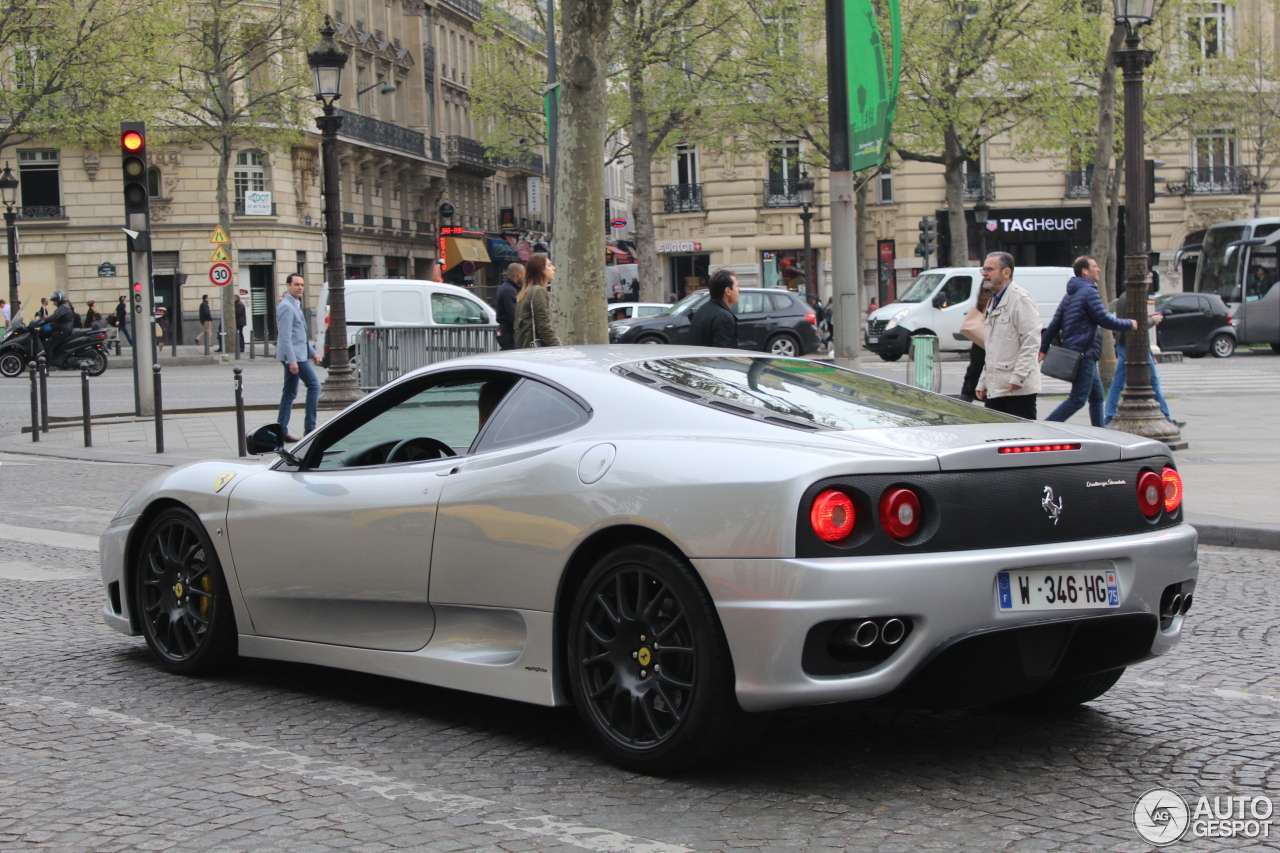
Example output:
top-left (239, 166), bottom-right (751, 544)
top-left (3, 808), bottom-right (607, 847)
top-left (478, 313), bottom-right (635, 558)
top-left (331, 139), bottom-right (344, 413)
top-left (766, 333), bottom-right (800, 357)
top-left (567, 544), bottom-right (748, 772)
top-left (134, 508), bottom-right (237, 675)
top-left (0, 351), bottom-right (24, 378)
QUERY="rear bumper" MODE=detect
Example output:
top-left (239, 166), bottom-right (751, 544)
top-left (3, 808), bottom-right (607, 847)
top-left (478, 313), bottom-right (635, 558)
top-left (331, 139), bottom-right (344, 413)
top-left (696, 523), bottom-right (1198, 712)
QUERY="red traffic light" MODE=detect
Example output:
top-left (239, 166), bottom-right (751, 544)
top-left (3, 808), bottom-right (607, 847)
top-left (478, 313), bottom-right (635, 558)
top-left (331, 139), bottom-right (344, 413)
top-left (134, 282), bottom-right (142, 291)
top-left (122, 131), bottom-right (144, 151)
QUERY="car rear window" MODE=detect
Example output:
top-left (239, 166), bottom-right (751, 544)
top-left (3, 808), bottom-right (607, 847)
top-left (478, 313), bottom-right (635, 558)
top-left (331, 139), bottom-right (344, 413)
top-left (621, 356), bottom-right (1018, 431)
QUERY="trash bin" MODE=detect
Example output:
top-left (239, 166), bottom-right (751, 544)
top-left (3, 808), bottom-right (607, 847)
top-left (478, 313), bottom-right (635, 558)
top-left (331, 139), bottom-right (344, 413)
top-left (907, 335), bottom-right (941, 392)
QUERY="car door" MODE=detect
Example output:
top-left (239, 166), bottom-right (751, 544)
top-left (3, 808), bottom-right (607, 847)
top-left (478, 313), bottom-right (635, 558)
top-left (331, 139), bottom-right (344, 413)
top-left (428, 378), bottom-right (593, 611)
top-left (931, 275), bottom-right (974, 346)
top-left (1157, 295), bottom-right (1204, 350)
top-left (734, 290), bottom-right (771, 349)
top-left (664, 293), bottom-right (707, 344)
top-left (225, 369), bottom-right (520, 651)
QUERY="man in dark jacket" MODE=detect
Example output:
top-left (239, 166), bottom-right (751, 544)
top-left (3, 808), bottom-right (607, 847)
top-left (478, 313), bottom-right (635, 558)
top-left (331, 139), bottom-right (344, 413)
top-left (39, 291), bottom-right (76, 361)
top-left (494, 262), bottom-right (523, 351)
top-left (234, 296), bottom-right (247, 352)
top-left (688, 269), bottom-right (739, 348)
top-left (114, 295), bottom-right (132, 345)
top-left (1039, 256), bottom-right (1136, 426)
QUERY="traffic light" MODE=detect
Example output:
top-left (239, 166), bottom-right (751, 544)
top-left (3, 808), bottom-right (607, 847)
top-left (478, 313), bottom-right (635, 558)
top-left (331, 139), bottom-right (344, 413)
top-left (121, 122), bottom-right (148, 218)
top-left (915, 217), bottom-right (938, 268)
top-left (1145, 159), bottom-right (1167, 206)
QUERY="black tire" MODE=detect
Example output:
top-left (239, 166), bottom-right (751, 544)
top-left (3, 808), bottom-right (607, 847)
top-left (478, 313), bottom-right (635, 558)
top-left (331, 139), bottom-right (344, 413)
top-left (765, 333), bottom-right (800, 357)
top-left (566, 544), bottom-right (750, 773)
top-left (134, 508), bottom-right (238, 675)
top-left (1210, 334), bottom-right (1235, 358)
top-left (878, 351), bottom-right (903, 362)
top-left (636, 335), bottom-right (665, 345)
top-left (1010, 667), bottom-right (1125, 711)
top-left (85, 349), bottom-right (108, 377)
top-left (0, 350), bottom-right (24, 378)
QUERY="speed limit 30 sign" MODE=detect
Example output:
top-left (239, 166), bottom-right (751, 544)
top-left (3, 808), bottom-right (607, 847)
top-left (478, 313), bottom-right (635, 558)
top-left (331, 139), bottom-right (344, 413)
top-left (209, 262), bottom-right (233, 286)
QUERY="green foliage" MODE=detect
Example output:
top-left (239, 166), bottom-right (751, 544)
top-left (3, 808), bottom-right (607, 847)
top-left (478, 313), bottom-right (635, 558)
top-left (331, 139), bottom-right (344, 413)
top-left (472, 2), bottom-right (549, 159)
top-left (0, 0), bottom-right (184, 152)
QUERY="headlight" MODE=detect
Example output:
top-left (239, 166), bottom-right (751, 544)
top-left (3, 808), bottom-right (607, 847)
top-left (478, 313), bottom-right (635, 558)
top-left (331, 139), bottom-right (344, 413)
top-left (885, 309), bottom-right (909, 330)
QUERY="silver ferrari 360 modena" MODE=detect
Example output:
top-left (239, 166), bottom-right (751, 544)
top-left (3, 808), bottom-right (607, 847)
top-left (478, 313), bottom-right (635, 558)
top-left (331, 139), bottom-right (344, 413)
top-left (100, 346), bottom-right (1198, 772)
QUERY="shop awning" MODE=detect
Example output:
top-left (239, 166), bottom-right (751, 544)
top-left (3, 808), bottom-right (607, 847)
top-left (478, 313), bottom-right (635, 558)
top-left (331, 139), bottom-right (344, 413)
top-left (487, 238), bottom-right (522, 264)
top-left (606, 244), bottom-right (635, 264)
top-left (443, 237), bottom-right (490, 270)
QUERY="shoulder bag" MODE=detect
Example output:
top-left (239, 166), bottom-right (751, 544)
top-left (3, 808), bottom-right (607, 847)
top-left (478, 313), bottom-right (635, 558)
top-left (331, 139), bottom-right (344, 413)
top-left (1041, 344), bottom-right (1082, 382)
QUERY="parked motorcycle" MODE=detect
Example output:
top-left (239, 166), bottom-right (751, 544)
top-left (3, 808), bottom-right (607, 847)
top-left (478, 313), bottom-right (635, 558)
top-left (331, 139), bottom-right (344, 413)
top-left (0, 317), bottom-right (109, 378)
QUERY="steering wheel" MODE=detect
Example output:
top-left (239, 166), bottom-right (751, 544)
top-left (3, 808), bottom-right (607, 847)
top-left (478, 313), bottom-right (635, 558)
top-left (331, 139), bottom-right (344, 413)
top-left (386, 436), bottom-right (457, 463)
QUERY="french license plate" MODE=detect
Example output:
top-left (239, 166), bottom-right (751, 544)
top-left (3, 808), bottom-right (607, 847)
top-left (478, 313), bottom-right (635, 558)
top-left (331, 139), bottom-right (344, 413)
top-left (996, 564), bottom-right (1120, 612)
top-left (867, 336), bottom-right (879, 344)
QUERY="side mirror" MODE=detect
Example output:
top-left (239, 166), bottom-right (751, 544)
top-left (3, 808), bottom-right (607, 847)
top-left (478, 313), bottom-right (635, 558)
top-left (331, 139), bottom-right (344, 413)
top-left (246, 423), bottom-right (285, 455)
top-left (933, 295), bottom-right (948, 309)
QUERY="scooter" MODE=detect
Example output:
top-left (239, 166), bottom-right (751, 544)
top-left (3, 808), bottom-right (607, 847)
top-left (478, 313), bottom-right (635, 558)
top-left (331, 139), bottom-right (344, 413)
top-left (0, 317), bottom-right (109, 378)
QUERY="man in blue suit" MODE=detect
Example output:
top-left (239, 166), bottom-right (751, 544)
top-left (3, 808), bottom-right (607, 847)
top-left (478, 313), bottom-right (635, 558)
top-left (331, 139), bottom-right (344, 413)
top-left (276, 273), bottom-right (323, 442)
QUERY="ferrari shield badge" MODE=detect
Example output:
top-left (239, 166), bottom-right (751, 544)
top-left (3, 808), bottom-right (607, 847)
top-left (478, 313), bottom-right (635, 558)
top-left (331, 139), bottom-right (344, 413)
top-left (214, 473), bottom-right (236, 493)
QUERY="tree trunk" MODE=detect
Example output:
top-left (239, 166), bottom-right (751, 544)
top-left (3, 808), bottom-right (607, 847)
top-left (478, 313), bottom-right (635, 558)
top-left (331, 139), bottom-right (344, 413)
top-left (551, 0), bottom-right (613, 344)
top-left (943, 129), bottom-right (967, 267)
top-left (1092, 23), bottom-right (1125, 387)
top-left (216, 133), bottom-right (235, 358)
top-left (629, 70), bottom-right (662, 304)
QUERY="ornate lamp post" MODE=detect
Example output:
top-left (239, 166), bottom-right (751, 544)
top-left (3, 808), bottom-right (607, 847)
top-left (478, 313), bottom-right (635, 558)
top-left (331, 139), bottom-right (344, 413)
top-left (796, 172), bottom-right (816, 296)
top-left (308, 17), bottom-right (363, 406)
top-left (974, 200), bottom-right (990, 261)
top-left (1, 164), bottom-right (20, 312)
top-left (1108, 0), bottom-right (1180, 444)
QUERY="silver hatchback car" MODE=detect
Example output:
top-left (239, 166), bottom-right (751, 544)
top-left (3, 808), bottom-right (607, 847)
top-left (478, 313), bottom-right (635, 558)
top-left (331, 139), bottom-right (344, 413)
top-left (100, 347), bottom-right (1197, 772)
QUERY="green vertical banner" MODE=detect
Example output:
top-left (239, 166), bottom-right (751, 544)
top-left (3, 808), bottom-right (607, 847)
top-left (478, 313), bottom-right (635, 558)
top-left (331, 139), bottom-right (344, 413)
top-left (844, 0), bottom-right (900, 171)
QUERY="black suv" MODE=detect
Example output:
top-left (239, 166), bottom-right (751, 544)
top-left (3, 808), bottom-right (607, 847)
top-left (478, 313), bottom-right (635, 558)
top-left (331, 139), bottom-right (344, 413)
top-left (608, 288), bottom-right (822, 356)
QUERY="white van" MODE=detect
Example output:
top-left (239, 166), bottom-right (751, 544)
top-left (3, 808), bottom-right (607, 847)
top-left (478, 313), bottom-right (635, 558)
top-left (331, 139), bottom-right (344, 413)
top-left (313, 279), bottom-right (497, 347)
top-left (864, 266), bottom-right (1073, 361)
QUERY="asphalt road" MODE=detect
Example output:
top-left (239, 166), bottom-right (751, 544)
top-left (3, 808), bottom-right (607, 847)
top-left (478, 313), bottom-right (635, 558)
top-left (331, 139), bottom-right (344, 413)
top-left (0, 453), bottom-right (1276, 852)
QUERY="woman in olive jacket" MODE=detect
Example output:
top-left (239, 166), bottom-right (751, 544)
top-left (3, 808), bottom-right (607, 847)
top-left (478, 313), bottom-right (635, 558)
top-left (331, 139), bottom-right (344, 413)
top-left (513, 254), bottom-right (562, 348)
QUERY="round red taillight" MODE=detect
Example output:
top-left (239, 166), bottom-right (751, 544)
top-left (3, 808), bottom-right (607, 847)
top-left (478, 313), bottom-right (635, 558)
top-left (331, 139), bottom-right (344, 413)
top-left (1137, 470), bottom-right (1163, 518)
top-left (879, 488), bottom-right (922, 539)
top-left (1161, 467), bottom-right (1183, 513)
top-left (810, 490), bottom-right (855, 542)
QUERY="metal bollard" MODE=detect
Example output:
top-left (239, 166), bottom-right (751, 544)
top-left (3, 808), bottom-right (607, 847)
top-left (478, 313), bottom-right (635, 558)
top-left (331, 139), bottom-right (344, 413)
top-left (37, 355), bottom-right (49, 433)
top-left (28, 360), bottom-right (39, 443)
top-left (234, 367), bottom-right (247, 457)
top-left (115, 333), bottom-right (121, 356)
top-left (205, 327), bottom-right (212, 357)
top-left (81, 370), bottom-right (92, 448)
top-left (249, 331), bottom-right (255, 359)
top-left (153, 364), bottom-right (164, 454)
top-left (234, 327), bottom-right (241, 360)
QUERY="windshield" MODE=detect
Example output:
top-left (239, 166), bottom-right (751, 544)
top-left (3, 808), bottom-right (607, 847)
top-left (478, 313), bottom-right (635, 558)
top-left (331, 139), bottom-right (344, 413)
top-left (632, 356), bottom-right (1018, 430)
top-left (1197, 225), bottom-right (1247, 303)
top-left (895, 273), bottom-right (945, 304)
top-left (666, 292), bottom-right (707, 316)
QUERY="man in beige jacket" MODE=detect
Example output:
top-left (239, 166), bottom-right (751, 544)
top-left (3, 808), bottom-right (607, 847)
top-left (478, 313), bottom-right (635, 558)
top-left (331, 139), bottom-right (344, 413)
top-left (975, 252), bottom-right (1042, 419)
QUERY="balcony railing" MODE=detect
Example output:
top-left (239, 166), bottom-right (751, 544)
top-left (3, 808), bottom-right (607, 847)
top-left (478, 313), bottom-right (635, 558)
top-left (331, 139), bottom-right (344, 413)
top-left (963, 172), bottom-right (995, 202)
top-left (429, 136), bottom-right (442, 160)
top-left (335, 108), bottom-right (426, 157)
top-left (15, 205), bottom-right (66, 221)
top-left (663, 183), bottom-right (703, 213)
top-left (441, 0), bottom-right (482, 18)
top-left (234, 200), bottom-right (277, 215)
top-left (763, 178), bottom-right (801, 207)
top-left (501, 151), bottom-right (544, 174)
top-left (446, 135), bottom-right (497, 175)
top-left (1181, 166), bottom-right (1258, 195)
top-left (1065, 168), bottom-right (1092, 199)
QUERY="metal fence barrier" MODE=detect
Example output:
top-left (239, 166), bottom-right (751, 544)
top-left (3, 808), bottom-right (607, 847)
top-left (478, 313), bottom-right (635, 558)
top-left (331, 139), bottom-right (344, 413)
top-left (356, 325), bottom-right (500, 390)
top-left (906, 335), bottom-right (942, 393)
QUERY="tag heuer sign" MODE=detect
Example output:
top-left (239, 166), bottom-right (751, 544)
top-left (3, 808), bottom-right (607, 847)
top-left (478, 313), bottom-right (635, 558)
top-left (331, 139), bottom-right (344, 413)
top-left (243, 191), bottom-right (272, 216)
top-left (97, 262), bottom-right (117, 277)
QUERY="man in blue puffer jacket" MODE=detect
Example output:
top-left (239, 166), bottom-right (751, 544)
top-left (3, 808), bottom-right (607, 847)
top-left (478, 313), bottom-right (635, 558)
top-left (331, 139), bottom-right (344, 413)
top-left (1038, 256), bottom-right (1137, 426)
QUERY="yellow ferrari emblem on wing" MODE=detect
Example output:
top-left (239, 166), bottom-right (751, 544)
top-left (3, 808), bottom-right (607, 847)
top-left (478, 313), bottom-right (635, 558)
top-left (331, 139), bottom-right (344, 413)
top-left (214, 473), bottom-right (236, 493)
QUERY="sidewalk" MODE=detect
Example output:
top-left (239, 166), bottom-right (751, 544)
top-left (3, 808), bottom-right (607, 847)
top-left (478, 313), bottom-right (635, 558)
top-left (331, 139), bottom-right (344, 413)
top-left (3, 390), bottom-right (1275, 551)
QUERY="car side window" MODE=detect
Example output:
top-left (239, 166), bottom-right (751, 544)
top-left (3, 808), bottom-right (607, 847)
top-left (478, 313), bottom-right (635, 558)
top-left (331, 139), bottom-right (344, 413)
top-left (936, 276), bottom-right (972, 308)
top-left (737, 292), bottom-right (767, 315)
top-left (309, 371), bottom-right (518, 469)
top-left (474, 380), bottom-right (589, 453)
top-left (1165, 296), bottom-right (1200, 315)
top-left (380, 290), bottom-right (426, 324)
top-left (767, 293), bottom-right (793, 312)
top-left (431, 292), bottom-right (485, 324)
top-left (639, 306), bottom-right (664, 316)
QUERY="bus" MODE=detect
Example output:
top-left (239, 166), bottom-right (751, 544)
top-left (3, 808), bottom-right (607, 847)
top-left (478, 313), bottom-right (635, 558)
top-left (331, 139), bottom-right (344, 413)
top-left (1181, 217), bottom-right (1280, 351)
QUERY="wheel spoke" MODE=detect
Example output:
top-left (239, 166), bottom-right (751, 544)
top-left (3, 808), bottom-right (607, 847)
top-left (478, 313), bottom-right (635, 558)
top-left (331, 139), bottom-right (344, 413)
top-left (656, 611), bottom-right (687, 642)
top-left (634, 571), bottom-right (647, 617)
top-left (588, 673), bottom-right (617, 700)
top-left (614, 573), bottom-right (632, 620)
top-left (594, 593), bottom-right (620, 625)
top-left (640, 584), bottom-right (669, 622)
top-left (581, 650), bottom-right (610, 667)
top-left (638, 692), bottom-right (663, 741)
top-left (657, 644), bottom-right (692, 656)
top-left (657, 669), bottom-right (693, 690)
top-left (653, 682), bottom-right (684, 723)
top-left (584, 621), bottom-right (613, 647)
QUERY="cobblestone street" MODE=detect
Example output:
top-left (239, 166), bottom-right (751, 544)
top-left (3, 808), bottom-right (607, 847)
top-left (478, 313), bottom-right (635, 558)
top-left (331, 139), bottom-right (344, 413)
top-left (0, 454), bottom-right (1276, 852)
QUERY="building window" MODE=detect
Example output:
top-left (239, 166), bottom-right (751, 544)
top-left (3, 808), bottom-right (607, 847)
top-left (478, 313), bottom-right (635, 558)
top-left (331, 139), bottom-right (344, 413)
top-left (1188, 3), bottom-right (1229, 61)
top-left (876, 166), bottom-right (894, 203)
top-left (1191, 129), bottom-right (1239, 192)
top-left (761, 3), bottom-right (801, 58)
top-left (17, 150), bottom-right (60, 207)
top-left (765, 141), bottom-right (802, 207)
top-left (234, 151), bottom-right (266, 202)
top-left (674, 145), bottom-right (698, 187)
top-left (148, 167), bottom-right (162, 199)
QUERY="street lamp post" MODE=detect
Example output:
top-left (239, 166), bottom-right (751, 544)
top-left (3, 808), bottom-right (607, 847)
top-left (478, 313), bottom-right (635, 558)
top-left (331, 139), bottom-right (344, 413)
top-left (796, 172), bottom-right (815, 296)
top-left (1108, 0), bottom-right (1181, 444)
top-left (974, 200), bottom-right (990, 261)
top-left (308, 17), bottom-right (363, 406)
top-left (1, 164), bottom-right (20, 313)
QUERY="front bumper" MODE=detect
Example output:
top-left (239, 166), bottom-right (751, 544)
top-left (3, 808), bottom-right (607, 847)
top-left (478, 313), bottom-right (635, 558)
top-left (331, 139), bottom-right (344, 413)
top-left (100, 513), bottom-right (139, 636)
top-left (696, 523), bottom-right (1198, 712)
top-left (865, 324), bottom-right (910, 356)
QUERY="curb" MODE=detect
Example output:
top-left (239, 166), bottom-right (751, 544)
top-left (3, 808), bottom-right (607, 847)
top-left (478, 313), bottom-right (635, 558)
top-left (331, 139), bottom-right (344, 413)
top-left (1191, 522), bottom-right (1280, 552)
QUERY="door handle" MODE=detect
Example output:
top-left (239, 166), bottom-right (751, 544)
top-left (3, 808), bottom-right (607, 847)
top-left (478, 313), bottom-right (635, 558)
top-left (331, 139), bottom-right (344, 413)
top-left (436, 465), bottom-right (460, 477)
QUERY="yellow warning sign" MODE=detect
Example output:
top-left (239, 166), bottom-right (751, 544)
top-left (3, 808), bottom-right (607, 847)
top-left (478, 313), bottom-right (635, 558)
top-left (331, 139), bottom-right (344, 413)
top-left (209, 225), bottom-right (230, 244)
top-left (210, 245), bottom-right (230, 263)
